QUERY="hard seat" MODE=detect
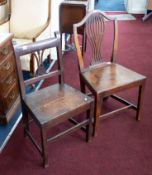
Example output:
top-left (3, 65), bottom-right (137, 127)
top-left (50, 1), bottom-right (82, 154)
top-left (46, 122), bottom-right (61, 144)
top-left (73, 10), bottom-right (146, 136)
top-left (14, 32), bottom-right (94, 168)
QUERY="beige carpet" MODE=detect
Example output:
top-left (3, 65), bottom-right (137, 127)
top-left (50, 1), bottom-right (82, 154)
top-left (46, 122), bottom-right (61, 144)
top-left (109, 14), bottom-right (136, 20)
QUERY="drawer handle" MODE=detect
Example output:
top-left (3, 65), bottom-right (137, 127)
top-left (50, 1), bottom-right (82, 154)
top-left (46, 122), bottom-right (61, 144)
top-left (9, 92), bottom-right (15, 100)
top-left (1, 47), bottom-right (9, 56)
top-left (3, 62), bottom-right (11, 70)
top-left (6, 77), bottom-right (15, 85)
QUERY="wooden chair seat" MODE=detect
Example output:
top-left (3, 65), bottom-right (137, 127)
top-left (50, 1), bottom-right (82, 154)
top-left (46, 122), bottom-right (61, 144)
top-left (25, 83), bottom-right (92, 126)
top-left (82, 63), bottom-right (145, 95)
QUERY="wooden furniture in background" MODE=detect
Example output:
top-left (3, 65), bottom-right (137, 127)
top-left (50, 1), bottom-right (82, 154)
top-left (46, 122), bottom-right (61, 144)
top-left (14, 32), bottom-right (94, 168)
top-left (59, 0), bottom-right (88, 51)
top-left (73, 10), bottom-right (146, 136)
top-left (0, 0), bottom-right (7, 5)
top-left (0, 33), bottom-right (20, 124)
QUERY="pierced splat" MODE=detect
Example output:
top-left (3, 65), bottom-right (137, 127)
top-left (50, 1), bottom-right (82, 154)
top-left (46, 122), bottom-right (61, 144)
top-left (85, 13), bottom-right (105, 65)
top-left (32, 49), bottom-right (46, 76)
top-left (73, 10), bottom-right (118, 71)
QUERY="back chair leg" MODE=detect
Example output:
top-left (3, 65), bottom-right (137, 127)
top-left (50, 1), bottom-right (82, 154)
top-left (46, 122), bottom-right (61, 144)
top-left (41, 127), bottom-right (49, 168)
top-left (80, 76), bottom-right (85, 93)
top-left (136, 81), bottom-right (146, 120)
top-left (47, 54), bottom-right (51, 64)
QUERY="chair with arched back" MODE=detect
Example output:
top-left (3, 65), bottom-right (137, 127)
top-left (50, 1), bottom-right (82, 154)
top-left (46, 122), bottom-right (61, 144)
top-left (73, 10), bottom-right (146, 136)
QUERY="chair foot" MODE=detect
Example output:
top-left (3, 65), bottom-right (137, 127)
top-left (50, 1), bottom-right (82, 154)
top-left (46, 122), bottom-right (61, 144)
top-left (136, 82), bottom-right (146, 120)
top-left (92, 129), bottom-right (97, 137)
top-left (43, 161), bottom-right (49, 168)
top-left (103, 96), bottom-right (109, 101)
top-left (23, 128), bottom-right (28, 137)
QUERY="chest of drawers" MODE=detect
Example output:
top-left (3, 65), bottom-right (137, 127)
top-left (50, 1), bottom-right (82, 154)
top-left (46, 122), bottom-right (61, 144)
top-left (0, 33), bottom-right (20, 124)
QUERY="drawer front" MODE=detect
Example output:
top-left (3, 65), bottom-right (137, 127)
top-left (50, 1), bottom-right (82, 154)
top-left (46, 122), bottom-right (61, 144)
top-left (3, 85), bottom-right (19, 113)
top-left (0, 71), bottom-right (18, 95)
top-left (0, 40), bottom-right (13, 63)
top-left (0, 54), bottom-right (15, 81)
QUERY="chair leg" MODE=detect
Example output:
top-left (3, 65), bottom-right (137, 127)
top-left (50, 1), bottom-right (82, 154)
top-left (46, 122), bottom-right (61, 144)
top-left (22, 106), bottom-right (29, 137)
top-left (40, 127), bottom-right (49, 168)
top-left (136, 81), bottom-right (146, 120)
top-left (47, 54), bottom-right (51, 64)
top-left (93, 94), bottom-right (102, 136)
top-left (86, 101), bottom-right (94, 142)
top-left (80, 76), bottom-right (85, 93)
top-left (82, 33), bottom-right (87, 53)
top-left (30, 54), bottom-right (35, 77)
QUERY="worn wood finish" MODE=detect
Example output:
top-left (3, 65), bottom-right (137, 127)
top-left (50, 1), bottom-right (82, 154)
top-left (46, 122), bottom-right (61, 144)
top-left (0, 33), bottom-right (20, 124)
top-left (73, 10), bottom-right (146, 136)
top-left (14, 32), bottom-right (94, 168)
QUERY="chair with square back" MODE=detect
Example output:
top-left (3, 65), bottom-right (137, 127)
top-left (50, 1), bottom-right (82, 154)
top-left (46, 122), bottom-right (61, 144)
top-left (14, 32), bottom-right (94, 168)
top-left (73, 10), bottom-right (146, 136)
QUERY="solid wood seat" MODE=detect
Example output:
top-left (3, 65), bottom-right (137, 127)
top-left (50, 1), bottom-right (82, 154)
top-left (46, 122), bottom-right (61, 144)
top-left (25, 83), bottom-right (93, 126)
top-left (82, 63), bottom-right (145, 95)
top-left (14, 32), bottom-right (94, 168)
top-left (73, 10), bottom-right (146, 136)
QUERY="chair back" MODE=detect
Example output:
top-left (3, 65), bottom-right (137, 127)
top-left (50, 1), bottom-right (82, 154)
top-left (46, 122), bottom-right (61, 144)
top-left (14, 32), bottom-right (64, 100)
top-left (73, 10), bottom-right (118, 71)
top-left (10, 0), bottom-right (51, 39)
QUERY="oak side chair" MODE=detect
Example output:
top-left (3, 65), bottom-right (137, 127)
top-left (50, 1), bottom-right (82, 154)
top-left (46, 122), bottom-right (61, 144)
top-left (14, 32), bottom-right (94, 168)
top-left (73, 10), bottom-right (146, 136)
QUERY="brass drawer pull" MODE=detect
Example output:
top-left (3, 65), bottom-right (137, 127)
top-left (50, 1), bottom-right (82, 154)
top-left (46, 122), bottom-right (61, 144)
top-left (6, 77), bottom-right (15, 85)
top-left (3, 62), bottom-right (11, 70)
top-left (1, 47), bottom-right (9, 56)
top-left (9, 92), bottom-right (15, 100)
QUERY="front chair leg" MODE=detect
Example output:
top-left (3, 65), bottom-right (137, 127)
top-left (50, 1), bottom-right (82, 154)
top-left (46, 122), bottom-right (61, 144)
top-left (22, 106), bottom-right (29, 137)
top-left (86, 101), bottom-right (94, 142)
top-left (93, 94), bottom-right (102, 137)
top-left (41, 127), bottom-right (49, 168)
top-left (136, 81), bottom-right (146, 120)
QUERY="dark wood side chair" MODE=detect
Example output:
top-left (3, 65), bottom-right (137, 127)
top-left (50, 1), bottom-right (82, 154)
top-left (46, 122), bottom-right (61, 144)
top-left (73, 10), bottom-right (146, 136)
top-left (14, 32), bottom-right (94, 168)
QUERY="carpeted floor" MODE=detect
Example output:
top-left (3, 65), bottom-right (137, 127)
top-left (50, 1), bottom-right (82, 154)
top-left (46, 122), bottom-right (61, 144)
top-left (0, 15), bottom-right (152, 175)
